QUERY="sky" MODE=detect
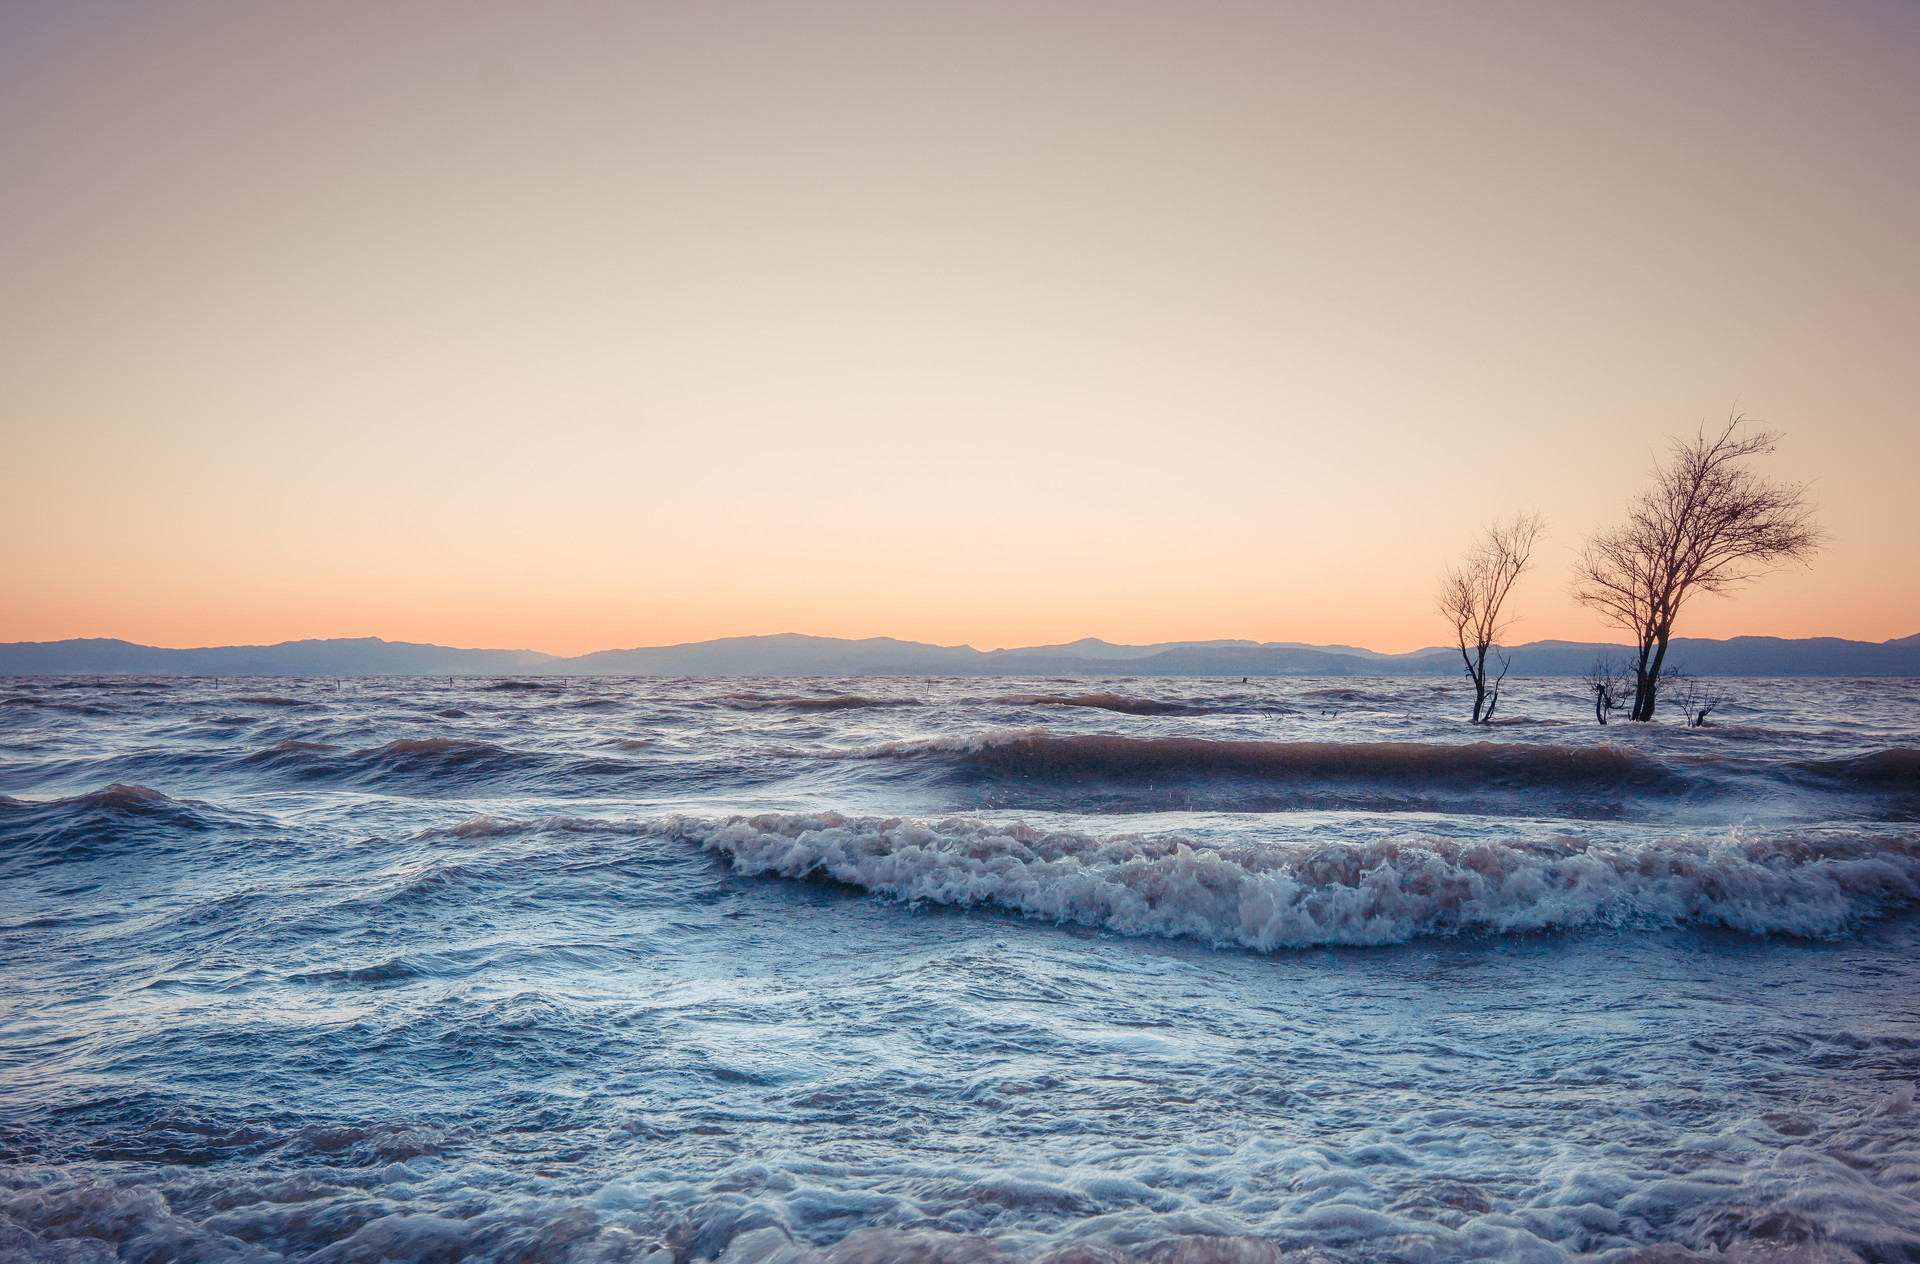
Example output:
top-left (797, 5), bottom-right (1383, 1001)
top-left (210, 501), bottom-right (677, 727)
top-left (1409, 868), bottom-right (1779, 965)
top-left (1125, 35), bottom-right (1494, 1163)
top-left (2, 1), bottom-right (1916, 656)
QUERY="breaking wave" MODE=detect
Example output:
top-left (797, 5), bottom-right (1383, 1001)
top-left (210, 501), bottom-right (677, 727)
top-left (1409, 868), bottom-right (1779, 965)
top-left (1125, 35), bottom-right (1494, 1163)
top-left (677, 811), bottom-right (1920, 947)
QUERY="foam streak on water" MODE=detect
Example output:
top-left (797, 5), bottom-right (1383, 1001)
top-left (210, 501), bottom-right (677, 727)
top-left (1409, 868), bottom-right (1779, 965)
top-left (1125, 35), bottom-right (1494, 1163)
top-left (1, 674), bottom-right (1918, 1263)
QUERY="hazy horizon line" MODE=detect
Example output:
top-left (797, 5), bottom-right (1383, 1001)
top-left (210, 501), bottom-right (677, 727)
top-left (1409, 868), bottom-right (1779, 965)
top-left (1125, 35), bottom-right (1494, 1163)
top-left (11, 628), bottom-right (1917, 660)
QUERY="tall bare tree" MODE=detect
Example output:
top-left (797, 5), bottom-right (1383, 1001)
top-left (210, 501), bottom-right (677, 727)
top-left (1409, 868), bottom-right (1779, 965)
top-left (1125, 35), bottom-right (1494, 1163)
top-left (1437, 512), bottom-right (1544, 724)
top-left (1572, 417), bottom-right (1821, 722)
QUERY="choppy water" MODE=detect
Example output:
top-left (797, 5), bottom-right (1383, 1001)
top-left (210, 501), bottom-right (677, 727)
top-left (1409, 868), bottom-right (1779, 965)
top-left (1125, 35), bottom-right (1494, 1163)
top-left (3, 674), bottom-right (1918, 1264)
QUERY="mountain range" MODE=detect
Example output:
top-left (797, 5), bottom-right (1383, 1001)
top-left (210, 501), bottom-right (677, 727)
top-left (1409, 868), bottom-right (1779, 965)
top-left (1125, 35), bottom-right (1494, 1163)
top-left (4, 633), bottom-right (1918, 677)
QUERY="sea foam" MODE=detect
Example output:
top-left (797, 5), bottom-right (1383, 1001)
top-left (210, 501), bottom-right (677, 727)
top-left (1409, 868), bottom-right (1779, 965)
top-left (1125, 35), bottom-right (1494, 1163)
top-left (675, 811), bottom-right (1920, 947)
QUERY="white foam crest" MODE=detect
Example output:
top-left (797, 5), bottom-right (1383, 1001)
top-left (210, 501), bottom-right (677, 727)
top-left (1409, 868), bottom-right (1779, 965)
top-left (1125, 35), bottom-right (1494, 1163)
top-left (669, 812), bottom-right (1920, 948)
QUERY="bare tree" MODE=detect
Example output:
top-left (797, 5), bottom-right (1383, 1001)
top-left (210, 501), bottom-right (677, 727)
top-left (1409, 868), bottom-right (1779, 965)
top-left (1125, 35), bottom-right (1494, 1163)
top-left (1572, 416), bottom-right (1821, 722)
top-left (1664, 669), bottom-right (1726, 728)
top-left (1583, 655), bottom-right (1632, 725)
top-left (1437, 512), bottom-right (1545, 724)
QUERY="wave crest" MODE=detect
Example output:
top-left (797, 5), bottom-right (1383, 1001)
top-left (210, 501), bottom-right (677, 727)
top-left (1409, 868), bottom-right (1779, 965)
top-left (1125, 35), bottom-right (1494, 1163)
top-left (0, 784), bottom-right (228, 866)
top-left (674, 812), bottom-right (1920, 947)
top-left (1799, 748), bottom-right (1920, 787)
top-left (957, 735), bottom-right (1675, 790)
top-left (0, 782), bottom-right (181, 816)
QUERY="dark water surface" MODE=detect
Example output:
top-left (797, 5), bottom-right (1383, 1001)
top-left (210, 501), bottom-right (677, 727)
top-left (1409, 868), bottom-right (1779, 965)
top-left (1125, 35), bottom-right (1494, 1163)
top-left (3, 675), bottom-right (1918, 1263)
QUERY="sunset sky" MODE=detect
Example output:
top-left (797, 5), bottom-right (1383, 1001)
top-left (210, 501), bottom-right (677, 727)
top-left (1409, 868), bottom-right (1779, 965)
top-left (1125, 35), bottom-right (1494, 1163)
top-left (3, 1), bottom-right (1916, 656)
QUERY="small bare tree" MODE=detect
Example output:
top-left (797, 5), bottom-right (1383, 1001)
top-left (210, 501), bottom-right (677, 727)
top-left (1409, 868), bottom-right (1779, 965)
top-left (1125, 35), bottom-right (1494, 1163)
top-left (1572, 416), bottom-right (1821, 722)
top-left (1664, 669), bottom-right (1725, 728)
top-left (1437, 512), bottom-right (1544, 724)
top-left (1584, 655), bottom-right (1633, 725)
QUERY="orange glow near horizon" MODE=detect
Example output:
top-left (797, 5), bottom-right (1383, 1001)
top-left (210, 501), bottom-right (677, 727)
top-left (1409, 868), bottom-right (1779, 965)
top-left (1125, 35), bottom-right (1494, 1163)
top-left (4, 3), bottom-right (1917, 658)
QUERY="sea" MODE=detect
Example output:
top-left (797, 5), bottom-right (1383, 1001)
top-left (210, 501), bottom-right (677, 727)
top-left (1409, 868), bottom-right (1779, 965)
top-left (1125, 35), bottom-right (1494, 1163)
top-left (2, 673), bottom-right (1918, 1264)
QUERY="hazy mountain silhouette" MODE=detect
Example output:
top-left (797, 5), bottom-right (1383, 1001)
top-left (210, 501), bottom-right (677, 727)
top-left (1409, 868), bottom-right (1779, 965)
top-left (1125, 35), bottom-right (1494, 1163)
top-left (4, 633), bottom-right (1916, 676)
top-left (0, 637), bottom-right (556, 676)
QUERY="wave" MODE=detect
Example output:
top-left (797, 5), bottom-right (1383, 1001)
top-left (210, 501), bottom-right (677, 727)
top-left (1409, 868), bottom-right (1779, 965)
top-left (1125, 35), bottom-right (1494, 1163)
top-left (947, 734), bottom-right (1678, 791)
top-left (254, 738), bottom-right (340, 754)
top-left (0, 696), bottom-right (108, 715)
top-left (676, 812), bottom-right (1920, 947)
top-left (36, 783), bottom-right (174, 811)
top-left (486, 680), bottom-right (558, 691)
top-left (413, 812), bottom-right (639, 840)
top-left (814, 726), bottom-right (1053, 759)
top-left (350, 737), bottom-right (535, 776)
top-left (5, 1172), bottom-right (1913, 1264)
top-left (242, 736), bottom-right (542, 787)
top-left (722, 691), bottom-right (922, 711)
top-left (233, 694), bottom-right (304, 707)
top-left (997, 692), bottom-right (1205, 716)
top-left (0, 784), bottom-right (229, 866)
top-left (826, 733), bottom-right (1920, 814)
top-left (1798, 748), bottom-right (1920, 788)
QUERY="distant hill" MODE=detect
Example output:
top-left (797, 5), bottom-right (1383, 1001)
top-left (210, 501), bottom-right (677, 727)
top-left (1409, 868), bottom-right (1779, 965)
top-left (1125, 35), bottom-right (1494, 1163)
top-left (3, 633), bottom-right (1917, 677)
top-left (1483, 636), bottom-right (1920, 678)
top-left (564, 634), bottom-right (986, 677)
top-left (0, 637), bottom-right (557, 676)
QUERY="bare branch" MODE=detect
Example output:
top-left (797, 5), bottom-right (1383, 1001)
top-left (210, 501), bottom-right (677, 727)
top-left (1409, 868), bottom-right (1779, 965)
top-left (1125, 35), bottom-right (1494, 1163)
top-left (1583, 654), bottom-right (1632, 725)
top-left (1570, 414), bottom-right (1822, 721)
top-left (1437, 511), bottom-right (1545, 723)
top-left (1663, 667), bottom-right (1728, 728)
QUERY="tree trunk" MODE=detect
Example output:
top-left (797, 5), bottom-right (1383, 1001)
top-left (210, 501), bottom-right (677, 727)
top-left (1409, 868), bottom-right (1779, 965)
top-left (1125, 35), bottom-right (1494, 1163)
top-left (1459, 643), bottom-right (1489, 723)
top-left (1629, 638), bottom-right (1654, 722)
top-left (1634, 634), bottom-right (1671, 721)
